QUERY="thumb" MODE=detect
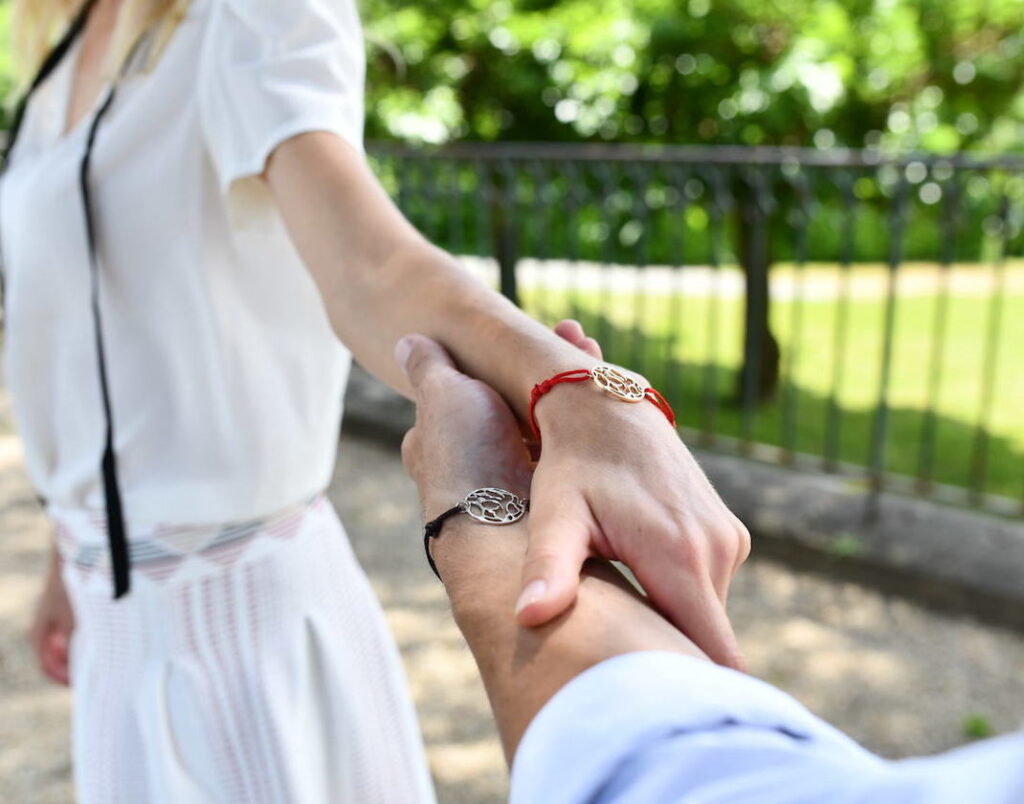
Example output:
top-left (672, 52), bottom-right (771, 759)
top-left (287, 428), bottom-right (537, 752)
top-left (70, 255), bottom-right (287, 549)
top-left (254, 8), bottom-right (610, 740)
top-left (516, 491), bottom-right (592, 627)
top-left (395, 334), bottom-right (457, 392)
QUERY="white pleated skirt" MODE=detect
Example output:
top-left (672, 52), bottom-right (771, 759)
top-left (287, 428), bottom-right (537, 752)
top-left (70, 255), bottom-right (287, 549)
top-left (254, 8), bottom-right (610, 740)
top-left (53, 495), bottom-right (437, 804)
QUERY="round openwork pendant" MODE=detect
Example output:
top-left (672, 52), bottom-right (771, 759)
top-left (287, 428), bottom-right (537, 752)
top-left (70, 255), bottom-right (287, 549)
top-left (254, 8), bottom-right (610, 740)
top-left (462, 488), bottom-right (528, 525)
top-left (591, 364), bottom-right (646, 402)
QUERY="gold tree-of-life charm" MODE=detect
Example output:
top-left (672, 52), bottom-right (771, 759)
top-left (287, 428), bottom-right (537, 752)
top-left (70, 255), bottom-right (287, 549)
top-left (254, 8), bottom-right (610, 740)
top-left (590, 364), bottom-right (646, 402)
top-left (462, 488), bottom-right (528, 525)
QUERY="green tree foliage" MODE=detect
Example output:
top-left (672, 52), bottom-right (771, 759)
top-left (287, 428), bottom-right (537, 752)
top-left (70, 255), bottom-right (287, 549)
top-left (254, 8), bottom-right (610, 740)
top-left (362, 0), bottom-right (1024, 152)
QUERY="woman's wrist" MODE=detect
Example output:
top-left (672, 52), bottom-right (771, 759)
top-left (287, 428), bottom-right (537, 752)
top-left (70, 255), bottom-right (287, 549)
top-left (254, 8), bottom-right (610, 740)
top-left (534, 375), bottom-right (668, 441)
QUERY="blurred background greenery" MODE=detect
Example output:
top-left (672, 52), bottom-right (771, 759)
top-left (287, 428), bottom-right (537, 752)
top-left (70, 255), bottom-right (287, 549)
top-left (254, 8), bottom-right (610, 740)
top-left (357, 0), bottom-right (1024, 153)
top-left (0, 1), bottom-right (1020, 503)
top-left (1, 0), bottom-right (1021, 156)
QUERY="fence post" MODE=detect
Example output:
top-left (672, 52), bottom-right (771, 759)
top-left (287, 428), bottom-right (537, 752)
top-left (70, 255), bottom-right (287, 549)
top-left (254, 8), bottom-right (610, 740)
top-left (736, 169), bottom-right (779, 450)
top-left (489, 161), bottom-right (520, 306)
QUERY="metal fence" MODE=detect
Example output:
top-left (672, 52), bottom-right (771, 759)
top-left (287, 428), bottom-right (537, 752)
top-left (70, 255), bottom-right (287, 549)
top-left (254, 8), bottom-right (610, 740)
top-left (368, 142), bottom-right (1024, 519)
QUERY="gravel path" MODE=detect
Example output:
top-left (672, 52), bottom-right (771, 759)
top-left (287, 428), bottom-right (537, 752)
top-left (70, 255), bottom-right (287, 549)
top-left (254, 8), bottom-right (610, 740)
top-left (3, 432), bottom-right (1024, 803)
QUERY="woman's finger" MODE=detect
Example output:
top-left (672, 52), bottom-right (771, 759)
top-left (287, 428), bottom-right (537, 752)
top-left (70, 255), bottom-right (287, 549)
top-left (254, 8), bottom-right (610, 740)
top-left (553, 319), bottom-right (585, 345)
top-left (46, 631), bottom-right (70, 686)
top-left (37, 627), bottom-right (70, 685)
top-left (517, 489), bottom-right (593, 626)
top-left (553, 319), bottom-right (603, 359)
top-left (634, 560), bottom-right (747, 672)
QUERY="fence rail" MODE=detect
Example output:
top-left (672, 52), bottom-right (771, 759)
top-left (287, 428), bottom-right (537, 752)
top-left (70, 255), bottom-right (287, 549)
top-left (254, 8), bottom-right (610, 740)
top-left (368, 142), bottom-right (1024, 519)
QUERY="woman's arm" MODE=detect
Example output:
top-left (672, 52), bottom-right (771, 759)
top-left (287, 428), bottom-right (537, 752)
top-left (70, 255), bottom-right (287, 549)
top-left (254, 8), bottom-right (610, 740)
top-left (265, 133), bottom-right (750, 668)
top-left (28, 545), bottom-right (74, 686)
top-left (265, 133), bottom-right (587, 402)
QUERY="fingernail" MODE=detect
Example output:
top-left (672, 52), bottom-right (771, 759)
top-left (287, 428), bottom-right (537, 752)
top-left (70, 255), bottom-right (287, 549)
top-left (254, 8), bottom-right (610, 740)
top-left (394, 336), bottom-right (414, 373)
top-left (514, 579), bottom-right (547, 616)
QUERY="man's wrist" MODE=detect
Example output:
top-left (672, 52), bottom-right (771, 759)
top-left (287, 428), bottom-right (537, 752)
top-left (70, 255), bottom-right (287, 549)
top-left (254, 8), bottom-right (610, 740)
top-left (429, 517), bottom-right (528, 608)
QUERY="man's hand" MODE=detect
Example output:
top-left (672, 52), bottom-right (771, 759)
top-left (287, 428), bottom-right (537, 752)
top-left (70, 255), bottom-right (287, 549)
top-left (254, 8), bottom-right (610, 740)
top-left (399, 320), bottom-right (601, 521)
top-left (397, 320), bottom-right (749, 671)
top-left (398, 337), bottom-right (533, 522)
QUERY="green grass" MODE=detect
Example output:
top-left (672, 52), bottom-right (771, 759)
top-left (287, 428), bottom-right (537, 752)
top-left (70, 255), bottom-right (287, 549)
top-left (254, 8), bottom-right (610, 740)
top-left (961, 713), bottom-right (995, 740)
top-left (519, 266), bottom-right (1024, 501)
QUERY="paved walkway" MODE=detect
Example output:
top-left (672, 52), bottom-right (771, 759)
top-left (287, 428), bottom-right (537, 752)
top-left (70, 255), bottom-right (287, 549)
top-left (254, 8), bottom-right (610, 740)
top-left (460, 255), bottom-right (1024, 301)
top-left (3, 432), bottom-right (1024, 803)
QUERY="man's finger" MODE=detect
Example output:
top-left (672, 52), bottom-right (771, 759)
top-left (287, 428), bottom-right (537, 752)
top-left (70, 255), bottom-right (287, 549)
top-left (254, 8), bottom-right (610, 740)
top-left (517, 491), bottom-right (592, 626)
top-left (637, 563), bottom-right (747, 671)
top-left (394, 334), bottom-right (457, 391)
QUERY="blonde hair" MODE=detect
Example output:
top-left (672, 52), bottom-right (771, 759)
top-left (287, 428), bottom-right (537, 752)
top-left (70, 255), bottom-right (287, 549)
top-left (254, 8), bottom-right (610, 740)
top-left (11, 0), bottom-right (190, 87)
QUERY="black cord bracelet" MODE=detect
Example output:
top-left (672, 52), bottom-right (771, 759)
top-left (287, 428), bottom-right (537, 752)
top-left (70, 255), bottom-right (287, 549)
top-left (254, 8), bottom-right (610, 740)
top-left (422, 488), bottom-right (530, 582)
top-left (423, 505), bottom-right (464, 581)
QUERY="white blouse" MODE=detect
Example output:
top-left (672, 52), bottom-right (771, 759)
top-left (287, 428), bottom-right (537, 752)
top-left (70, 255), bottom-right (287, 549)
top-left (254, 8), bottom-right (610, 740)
top-left (0, 0), bottom-right (365, 527)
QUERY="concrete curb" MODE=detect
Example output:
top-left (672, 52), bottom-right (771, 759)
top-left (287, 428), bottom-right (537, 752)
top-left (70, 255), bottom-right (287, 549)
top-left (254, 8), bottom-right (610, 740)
top-left (342, 365), bottom-right (1024, 630)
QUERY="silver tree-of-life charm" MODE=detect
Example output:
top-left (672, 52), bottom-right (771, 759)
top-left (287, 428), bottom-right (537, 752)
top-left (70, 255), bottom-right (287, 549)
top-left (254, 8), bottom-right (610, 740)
top-left (461, 488), bottom-right (529, 525)
top-left (591, 364), bottom-right (646, 402)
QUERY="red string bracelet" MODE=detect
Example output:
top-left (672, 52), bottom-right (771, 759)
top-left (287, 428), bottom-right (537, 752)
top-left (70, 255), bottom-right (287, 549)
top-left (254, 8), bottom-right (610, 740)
top-left (528, 364), bottom-right (676, 440)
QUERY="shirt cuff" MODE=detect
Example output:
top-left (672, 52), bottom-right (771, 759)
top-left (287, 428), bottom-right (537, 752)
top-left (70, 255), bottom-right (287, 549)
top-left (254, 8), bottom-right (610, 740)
top-left (509, 650), bottom-right (875, 804)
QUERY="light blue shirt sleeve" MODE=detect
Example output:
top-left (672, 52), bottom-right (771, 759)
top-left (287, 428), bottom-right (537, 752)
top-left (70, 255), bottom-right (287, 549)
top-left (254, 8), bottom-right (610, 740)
top-left (509, 651), bottom-right (1024, 804)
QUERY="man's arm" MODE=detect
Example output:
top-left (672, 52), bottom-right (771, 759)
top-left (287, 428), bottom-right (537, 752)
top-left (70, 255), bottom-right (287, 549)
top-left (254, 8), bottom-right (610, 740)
top-left (429, 517), bottom-right (706, 762)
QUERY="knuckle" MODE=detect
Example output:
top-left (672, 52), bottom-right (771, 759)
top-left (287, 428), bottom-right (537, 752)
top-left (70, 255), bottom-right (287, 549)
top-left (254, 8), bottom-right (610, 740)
top-left (669, 530), bottom-right (706, 570)
top-left (707, 531), bottom-right (736, 570)
top-left (400, 429), bottom-right (418, 468)
top-left (733, 519), bottom-right (752, 563)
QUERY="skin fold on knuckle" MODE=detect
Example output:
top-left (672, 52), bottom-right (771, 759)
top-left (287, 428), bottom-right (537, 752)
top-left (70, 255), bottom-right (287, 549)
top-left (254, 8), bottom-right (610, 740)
top-left (667, 527), bottom-right (709, 575)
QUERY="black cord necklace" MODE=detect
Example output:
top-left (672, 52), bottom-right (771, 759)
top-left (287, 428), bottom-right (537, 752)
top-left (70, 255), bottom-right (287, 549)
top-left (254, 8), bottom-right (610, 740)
top-left (4, 0), bottom-right (132, 598)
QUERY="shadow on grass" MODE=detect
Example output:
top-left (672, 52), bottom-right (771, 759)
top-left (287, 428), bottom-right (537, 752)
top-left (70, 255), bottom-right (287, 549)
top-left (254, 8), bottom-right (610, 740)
top-left (560, 308), bottom-right (1024, 503)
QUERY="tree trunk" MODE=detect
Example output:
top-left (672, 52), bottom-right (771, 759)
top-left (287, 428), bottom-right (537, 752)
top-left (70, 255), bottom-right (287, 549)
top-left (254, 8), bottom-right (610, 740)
top-left (735, 189), bottom-right (780, 405)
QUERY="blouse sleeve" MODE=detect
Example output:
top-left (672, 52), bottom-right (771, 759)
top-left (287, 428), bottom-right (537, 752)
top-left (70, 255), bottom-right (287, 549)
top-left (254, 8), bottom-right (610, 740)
top-left (198, 0), bottom-right (365, 207)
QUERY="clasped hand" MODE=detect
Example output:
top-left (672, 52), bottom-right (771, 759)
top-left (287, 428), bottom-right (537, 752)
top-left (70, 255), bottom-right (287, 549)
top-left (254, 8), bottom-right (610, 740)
top-left (397, 321), bottom-right (750, 670)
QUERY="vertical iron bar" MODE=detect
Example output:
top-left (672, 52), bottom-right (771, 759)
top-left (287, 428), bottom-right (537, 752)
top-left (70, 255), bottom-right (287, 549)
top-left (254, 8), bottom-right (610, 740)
top-left (489, 159), bottom-right (520, 305)
top-left (565, 162), bottom-right (583, 322)
top-left (473, 157), bottom-right (491, 283)
top-left (666, 165), bottom-right (688, 411)
top-left (597, 163), bottom-right (619, 354)
top-left (422, 156), bottom-right (442, 241)
top-left (701, 166), bottom-right (729, 446)
top-left (969, 192), bottom-right (1011, 504)
top-left (628, 164), bottom-right (652, 376)
top-left (739, 168), bottom-right (771, 452)
top-left (866, 174), bottom-right (908, 518)
top-left (781, 167), bottom-right (811, 462)
top-left (916, 168), bottom-right (960, 493)
top-left (448, 158), bottom-right (465, 257)
top-left (525, 160), bottom-right (550, 323)
top-left (825, 170), bottom-right (856, 472)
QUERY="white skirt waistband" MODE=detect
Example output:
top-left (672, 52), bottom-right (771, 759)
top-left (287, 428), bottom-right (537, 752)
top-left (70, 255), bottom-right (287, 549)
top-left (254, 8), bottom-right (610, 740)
top-left (52, 493), bottom-right (327, 589)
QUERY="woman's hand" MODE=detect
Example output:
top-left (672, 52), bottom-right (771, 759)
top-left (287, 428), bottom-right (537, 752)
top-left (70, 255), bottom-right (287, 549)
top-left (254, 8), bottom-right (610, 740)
top-left (526, 381), bottom-right (750, 670)
top-left (28, 550), bottom-right (74, 686)
top-left (397, 322), bottom-right (749, 671)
